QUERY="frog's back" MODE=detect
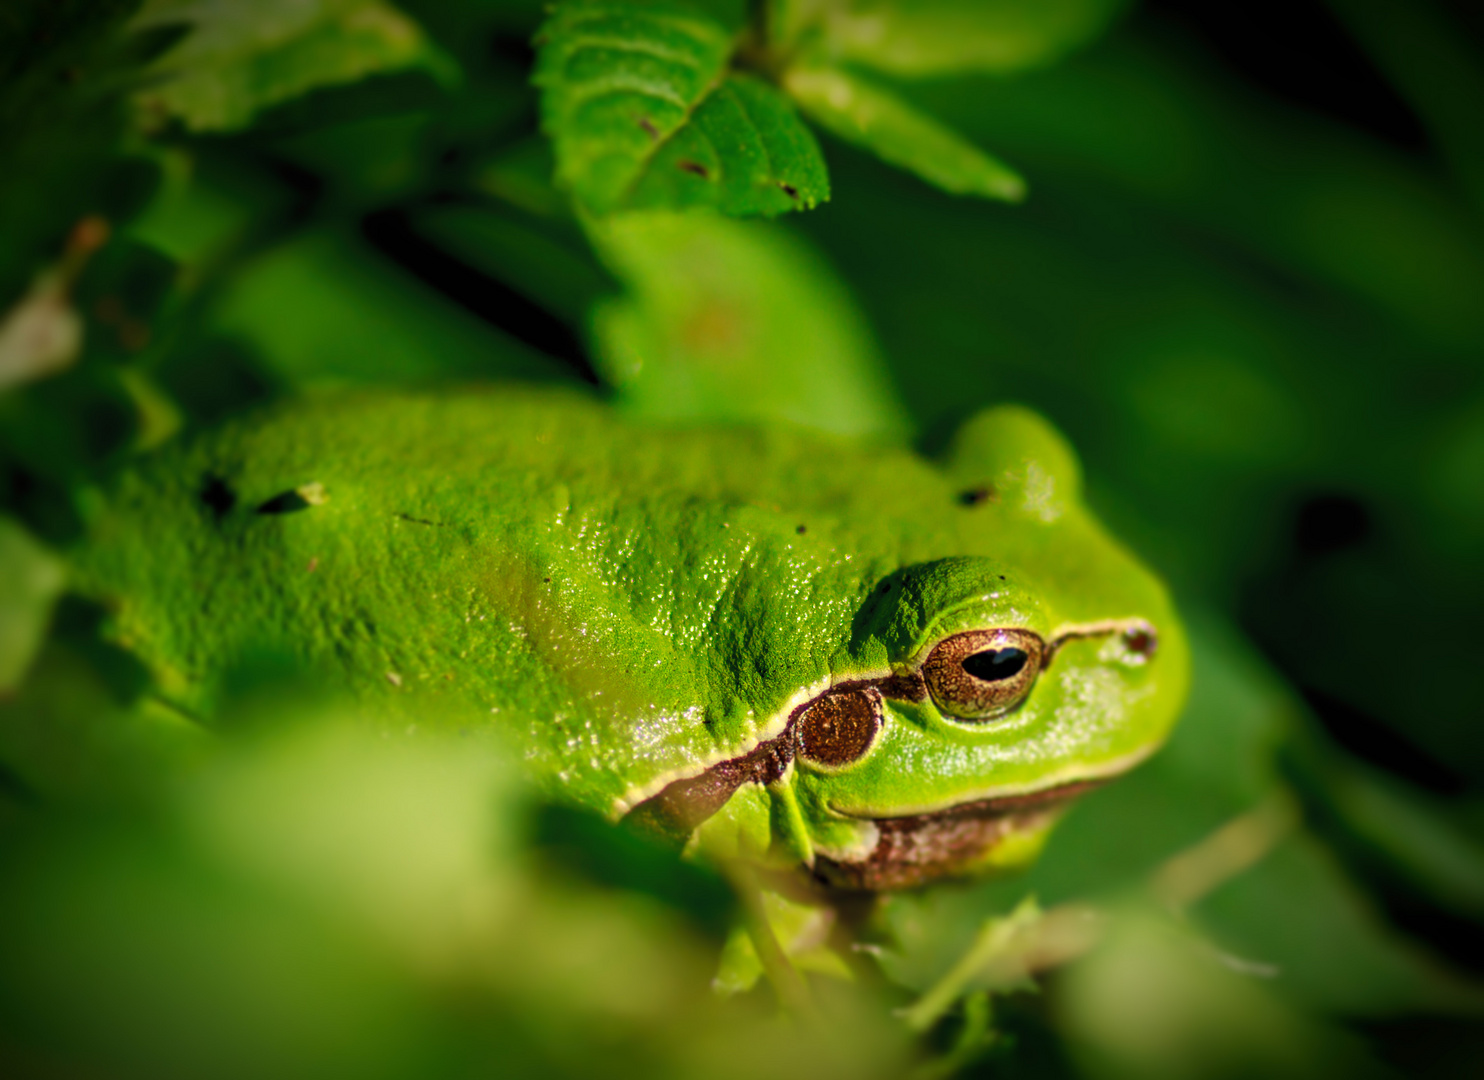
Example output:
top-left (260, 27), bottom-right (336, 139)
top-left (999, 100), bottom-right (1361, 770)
top-left (77, 388), bottom-right (942, 811)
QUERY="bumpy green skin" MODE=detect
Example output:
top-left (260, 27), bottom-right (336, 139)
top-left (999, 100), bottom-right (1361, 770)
top-left (75, 387), bottom-right (1187, 872)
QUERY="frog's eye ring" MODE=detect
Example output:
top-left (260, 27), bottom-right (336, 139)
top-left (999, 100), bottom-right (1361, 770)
top-left (796, 687), bottom-right (882, 767)
top-left (922, 629), bottom-right (1046, 721)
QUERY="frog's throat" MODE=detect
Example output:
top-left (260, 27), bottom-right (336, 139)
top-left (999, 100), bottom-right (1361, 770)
top-left (811, 745), bottom-right (1158, 890)
top-left (814, 780), bottom-right (1100, 890)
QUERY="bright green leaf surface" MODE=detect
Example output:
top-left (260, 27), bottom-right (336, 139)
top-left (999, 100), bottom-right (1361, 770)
top-left (535, 1), bottom-right (828, 215)
top-left (785, 66), bottom-right (1025, 201)
top-left (586, 210), bottom-right (907, 435)
top-left (798, 0), bottom-right (1128, 78)
top-left (0, 519), bottom-right (66, 693)
top-left (134, 0), bottom-right (456, 132)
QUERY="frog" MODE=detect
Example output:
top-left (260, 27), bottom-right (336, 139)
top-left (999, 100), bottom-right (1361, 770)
top-left (73, 385), bottom-right (1188, 889)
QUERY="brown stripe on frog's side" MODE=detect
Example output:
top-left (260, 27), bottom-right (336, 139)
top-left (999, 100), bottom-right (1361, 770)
top-left (623, 673), bottom-right (918, 843)
top-left (624, 619), bottom-right (1161, 886)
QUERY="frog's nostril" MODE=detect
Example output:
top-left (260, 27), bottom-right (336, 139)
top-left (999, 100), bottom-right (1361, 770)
top-left (1123, 626), bottom-right (1158, 660)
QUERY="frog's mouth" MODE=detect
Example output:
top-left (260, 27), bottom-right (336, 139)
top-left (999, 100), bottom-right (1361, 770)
top-left (812, 779), bottom-right (1106, 891)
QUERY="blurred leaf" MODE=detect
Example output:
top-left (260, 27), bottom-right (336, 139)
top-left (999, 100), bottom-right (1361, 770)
top-left (910, 35), bottom-right (1484, 353)
top-left (1325, 0), bottom-right (1484, 214)
top-left (477, 137), bottom-right (573, 219)
top-left (795, 0), bottom-right (1129, 78)
top-left (0, 708), bottom-right (914, 1079)
top-left (1192, 831), bottom-right (1484, 1018)
top-left (0, 1), bottom-right (160, 305)
top-left (207, 228), bottom-right (571, 387)
top-left (1287, 737), bottom-right (1484, 923)
top-left (532, 803), bottom-right (735, 939)
top-left (1057, 908), bottom-right (1381, 1080)
top-left (412, 202), bottom-right (615, 323)
top-left (586, 209), bottom-right (907, 435)
top-left (896, 895), bottom-right (1045, 1032)
top-left (0, 629), bottom-right (203, 811)
top-left (0, 271), bottom-right (84, 392)
top-left (0, 519), bottom-right (67, 693)
top-left (784, 66), bottom-right (1025, 201)
top-left (535, 0), bottom-right (828, 216)
top-left (134, 0), bottom-right (458, 133)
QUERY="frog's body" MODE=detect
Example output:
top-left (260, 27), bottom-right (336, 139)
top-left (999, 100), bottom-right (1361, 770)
top-left (75, 387), bottom-right (1187, 888)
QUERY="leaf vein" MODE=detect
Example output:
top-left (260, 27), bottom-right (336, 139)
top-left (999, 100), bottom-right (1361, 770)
top-left (562, 37), bottom-right (706, 72)
top-left (619, 69), bottom-right (729, 201)
top-left (565, 80), bottom-right (690, 112)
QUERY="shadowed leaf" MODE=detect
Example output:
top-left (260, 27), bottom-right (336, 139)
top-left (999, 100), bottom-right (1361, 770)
top-left (133, 0), bottom-right (457, 132)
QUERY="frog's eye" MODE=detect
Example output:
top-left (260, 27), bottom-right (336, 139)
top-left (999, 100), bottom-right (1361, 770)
top-left (795, 687), bottom-right (882, 767)
top-left (922, 629), bottom-right (1045, 721)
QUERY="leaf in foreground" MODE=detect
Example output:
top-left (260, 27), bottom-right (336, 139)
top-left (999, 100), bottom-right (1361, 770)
top-left (0, 519), bottom-right (66, 693)
top-left (535, 0), bottom-right (828, 216)
top-left (784, 66), bottom-right (1025, 201)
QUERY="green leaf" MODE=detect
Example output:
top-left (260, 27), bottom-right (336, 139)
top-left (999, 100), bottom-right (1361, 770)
top-left (0, 517), bottom-right (66, 693)
top-left (784, 66), bottom-right (1025, 201)
top-left (585, 210), bottom-right (907, 436)
top-left (133, 0), bottom-right (457, 133)
top-left (534, 1), bottom-right (828, 216)
top-left (792, 0), bottom-right (1128, 78)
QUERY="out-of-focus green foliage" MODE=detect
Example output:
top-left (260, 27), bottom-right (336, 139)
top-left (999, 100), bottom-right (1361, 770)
top-left (587, 208), bottom-right (906, 433)
top-left (0, 680), bottom-right (912, 1080)
top-left (134, 0), bottom-right (459, 132)
top-left (4, 0), bottom-right (1484, 1076)
top-left (784, 65), bottom-right (1025, 201)
top-left (0, 518), bottom-right (66, 692)
top-left (773, 0), bottom-right (1129, 78)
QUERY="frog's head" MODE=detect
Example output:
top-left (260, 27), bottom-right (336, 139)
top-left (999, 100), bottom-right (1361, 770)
top-left (630, 407), bottom-right (1189, 890)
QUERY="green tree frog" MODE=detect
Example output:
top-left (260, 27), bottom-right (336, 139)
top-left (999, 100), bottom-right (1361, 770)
top-left (75, 388), bottom-right (1187, 888)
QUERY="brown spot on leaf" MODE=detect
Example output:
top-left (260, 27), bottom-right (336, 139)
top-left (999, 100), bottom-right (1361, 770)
top-left (677, 159), bottom-right (710, 178)
top-left (958, 485), bottom-right (996, 507)
top-left (639, 116), bottom-right (658, 138)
